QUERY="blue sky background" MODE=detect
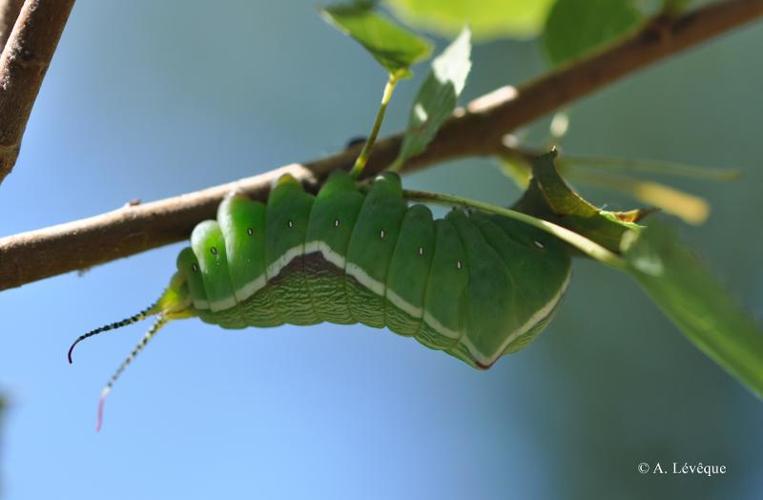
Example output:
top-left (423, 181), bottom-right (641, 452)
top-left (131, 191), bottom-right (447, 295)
top-left (1, 1), bottom-right (762, 499)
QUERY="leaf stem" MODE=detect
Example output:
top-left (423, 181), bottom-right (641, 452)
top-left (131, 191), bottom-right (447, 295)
top-left (387, 156), bottom-right (404, 173)
top-left (350, 73), bottom-right (399, 178)
top-left (402, 189), bottom-right (628, 270)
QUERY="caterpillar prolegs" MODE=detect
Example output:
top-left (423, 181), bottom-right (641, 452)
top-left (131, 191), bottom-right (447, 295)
top-left (70, 170), bottom-right (572, 423)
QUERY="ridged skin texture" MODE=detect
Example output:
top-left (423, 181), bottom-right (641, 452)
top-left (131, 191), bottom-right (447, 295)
top-left (172, 171), bottom-right (572, 368)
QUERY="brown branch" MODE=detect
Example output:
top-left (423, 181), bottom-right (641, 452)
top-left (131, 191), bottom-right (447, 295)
top-left (0, 0), bottom-right (75, 184)
top-left (1, 0), bottom-right (762, 291)
top-left (0, 0), bottom-right (23, 53)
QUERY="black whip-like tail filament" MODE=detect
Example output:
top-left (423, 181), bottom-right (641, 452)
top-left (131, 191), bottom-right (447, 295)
top-left (67, 303), bottom-right (157, 364)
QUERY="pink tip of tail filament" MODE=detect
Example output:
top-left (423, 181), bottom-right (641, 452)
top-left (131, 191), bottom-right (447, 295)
top-left (96, 387), bottom-right (111, 432)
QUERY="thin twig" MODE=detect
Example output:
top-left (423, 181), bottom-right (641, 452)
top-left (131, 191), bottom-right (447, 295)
top-left (1, 0), bottom-right (762, 291)
top-left (0, 0), bottom-right (75, 184)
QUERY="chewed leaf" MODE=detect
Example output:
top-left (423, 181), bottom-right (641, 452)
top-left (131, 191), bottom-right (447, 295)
top-left (321, 3), bottom-right (432, 77)
top-left (394, 28), bottom-right (471, 167)
top-left (610, 208), bottom-right (656, 224)
top-left (622, 224), bottom-right (763, 398)
top-left (513, 151), bottom-right (642, 254)
top-left (543, 0), bottom-right (642, 66)
top-left (386, 0), bottom-right (555, 40)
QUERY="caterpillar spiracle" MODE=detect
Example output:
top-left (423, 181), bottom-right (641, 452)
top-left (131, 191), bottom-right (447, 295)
top-left (70, 170), bottom-right (572, 426)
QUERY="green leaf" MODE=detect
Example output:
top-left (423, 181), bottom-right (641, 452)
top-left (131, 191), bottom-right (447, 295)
top-left (386, 0), bottom-right (556, 40)
top-left (321, 3), bottom-right (432, 77)
top-left (394, 28), bottom-right (471, 167)
top-left (622, 225), bottom-right (763, 398)
top-left (543, 0), bottom-right (642, 66)
top-left (513, 151), bottom-right (644, 254)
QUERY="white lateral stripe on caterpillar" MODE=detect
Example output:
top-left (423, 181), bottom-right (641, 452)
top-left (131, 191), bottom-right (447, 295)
top-left (198, 240), bottom-right (463, 342)
top-left (193, 298), bottom-right (211, 310)
top-left (207, 296), bottom-right (238, 313)
top-left (266, 245), bottom-right (305, 281)
top-left (234, 275), bottom-right (267, 303)
top-left (460, 268), bottom-right (572, 366)
top-left (344, 262), bottom-right (385, 296)
top-left (385, 288), bottom-right (423, 320)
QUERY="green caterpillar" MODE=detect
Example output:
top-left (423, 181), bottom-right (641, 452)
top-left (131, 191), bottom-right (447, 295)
top-left (70, 170), bottom-right (571, 426)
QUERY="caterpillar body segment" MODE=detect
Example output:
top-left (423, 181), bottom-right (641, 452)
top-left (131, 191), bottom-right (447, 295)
top-left (265, 175), bottom-right (317, 325)
top-left (146, 170), bottom-right (573, 369)
top-left (416, 218), bottom-right (468, 353)
top-left (383, 204), bottom-right (435, 338)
